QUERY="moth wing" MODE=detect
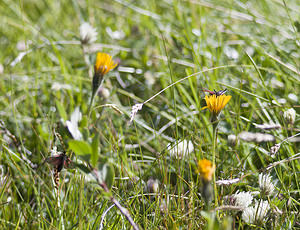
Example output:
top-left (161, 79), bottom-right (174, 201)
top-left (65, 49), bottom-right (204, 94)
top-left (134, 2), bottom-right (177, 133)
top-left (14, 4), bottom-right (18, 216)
top-left (202, 88), bottom-right (214, 95)
top-left (45, 155), bottom-right (64, 166)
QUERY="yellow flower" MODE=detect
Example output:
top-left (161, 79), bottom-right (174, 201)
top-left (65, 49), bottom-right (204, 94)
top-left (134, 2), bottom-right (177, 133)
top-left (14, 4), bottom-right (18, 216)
top-left (204, 94), bottom-right (231, 116)
top-left (94, 52), bottom-right (117, 76)
top-left (196, 159), bottom-right (215, 181)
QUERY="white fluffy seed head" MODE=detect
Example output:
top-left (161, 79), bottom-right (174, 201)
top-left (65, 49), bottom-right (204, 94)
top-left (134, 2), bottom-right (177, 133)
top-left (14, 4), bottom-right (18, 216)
top-left (228, 134), bottom-right (239, 146)
top-left (259, 173), bottom-right (275, 196)
top-left (283, 108), bottom-right (296, 125)
top-left (168, 140), bottom-right (194, 159)
top-left (242, 200), bottom-right (270, 224)
top-left (79, 22), bottom-right (98, 45)
top-left (233, 191), bottom-right (253, 210)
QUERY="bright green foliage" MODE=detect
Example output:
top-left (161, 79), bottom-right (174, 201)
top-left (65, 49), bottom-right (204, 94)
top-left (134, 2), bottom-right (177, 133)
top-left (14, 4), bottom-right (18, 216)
top-left (0, 0), bottom-right (299, 229)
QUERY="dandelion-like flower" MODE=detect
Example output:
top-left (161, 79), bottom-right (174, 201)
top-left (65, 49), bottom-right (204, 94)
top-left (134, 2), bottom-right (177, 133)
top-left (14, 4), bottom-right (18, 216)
top-left (91, 53), bottom-right (117, 104)
top-left (242, 200), bottom-right (270, 225)
top-left (232, 191), bottom-right (253, 210)
top-left (197, 159), bottom-right (215, 204)
top-left (259, 173), bottom-right (275, 196)
top-left (94, 52), bottom-right (117, 76)
top-left (204, 94), bottom-right (231, 117)
top-left (196, 159), bottom-right (215, 182)
top-left (80, 22), bottom-right (98, 45)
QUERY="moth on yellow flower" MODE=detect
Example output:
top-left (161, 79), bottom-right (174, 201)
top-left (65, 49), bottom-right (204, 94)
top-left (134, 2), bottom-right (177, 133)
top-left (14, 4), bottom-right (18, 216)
top-left (196, 159), bottom-right (215, 182)
top-left (94, 52), bottom-right (117, 76)
top-left (204, 94), bottom-right (231, 116)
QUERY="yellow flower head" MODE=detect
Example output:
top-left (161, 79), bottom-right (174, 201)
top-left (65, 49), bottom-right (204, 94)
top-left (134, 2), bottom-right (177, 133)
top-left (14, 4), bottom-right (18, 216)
top-left (196, 159), bottom-right (215, 181)
top-left (94, 52), bottom-right (117, 76)
top-left (204, 94), bottom-right (231, 116)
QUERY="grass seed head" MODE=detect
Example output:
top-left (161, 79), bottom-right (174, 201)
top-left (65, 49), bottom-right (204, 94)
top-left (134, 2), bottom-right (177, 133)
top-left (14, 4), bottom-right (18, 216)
top-left (129, 103), bottom-right (143, 123)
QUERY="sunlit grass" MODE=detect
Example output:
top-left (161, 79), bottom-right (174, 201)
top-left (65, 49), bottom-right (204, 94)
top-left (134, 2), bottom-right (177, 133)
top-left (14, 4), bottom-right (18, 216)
top-left (0, 0), bottom-right (299, 229)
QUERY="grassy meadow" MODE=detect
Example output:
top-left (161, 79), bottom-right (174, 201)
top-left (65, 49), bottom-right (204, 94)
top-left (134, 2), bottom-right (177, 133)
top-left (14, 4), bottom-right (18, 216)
top-left (0, 0), bottom-right (300, 229)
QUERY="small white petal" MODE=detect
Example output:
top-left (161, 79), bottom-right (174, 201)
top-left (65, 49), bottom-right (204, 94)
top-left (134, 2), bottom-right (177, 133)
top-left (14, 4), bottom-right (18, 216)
top-left (106, 27), bottom-right (125, 40)
top-left (66, 107), bottom-right (82, 140)
top-left (216, 178), bottom-right (240, 185)
top-left (288, 93), bottom-right (298, 102)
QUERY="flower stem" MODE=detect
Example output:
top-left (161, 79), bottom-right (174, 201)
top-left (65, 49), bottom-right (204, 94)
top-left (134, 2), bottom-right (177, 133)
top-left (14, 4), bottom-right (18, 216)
top-left (88, 92), bottom-right (96, 115)
top-left (88, 76), bottom-right (105, 116)
top-left (212, 121), bottom-right (218, 207)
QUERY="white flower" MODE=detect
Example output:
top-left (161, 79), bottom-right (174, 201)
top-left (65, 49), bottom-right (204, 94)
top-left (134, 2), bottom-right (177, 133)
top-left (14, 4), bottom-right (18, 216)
top-left (99, 87), bottom-right (110, 99)
top-left (288, 93), bottom-right (298, 102)
top-left (79, 22), bottom-right (98, 44)
top-left (283, 108), bottom-right (296, 125)
top-left (259, 173), bottom-right (275, 195)
top-left (106, 27), bottom-right (125, 40)
top-left (233, 191), bottom-right (253, 210)
top-left (228, 134), bottom-right (238, 146)
top-left (168, 140), bottom-right (194, 159)
top-left (242, 200), bottom-right (270, 225)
